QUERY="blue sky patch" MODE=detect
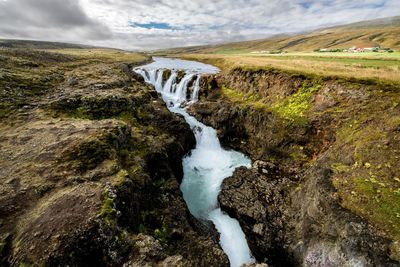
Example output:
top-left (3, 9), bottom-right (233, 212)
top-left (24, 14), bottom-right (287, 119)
top-left (299, 2), bottom-right (311, 9)
top-left (130, 21), bottom-right (173, 30)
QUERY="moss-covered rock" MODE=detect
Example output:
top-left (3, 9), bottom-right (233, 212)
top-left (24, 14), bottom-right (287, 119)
top-left (190, 65), bottom-right (400, 266)
top-left (0, 48), bottom-right (227, 266)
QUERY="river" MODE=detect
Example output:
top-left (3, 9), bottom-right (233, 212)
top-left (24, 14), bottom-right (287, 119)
top-left (135, 57), bottom-right (254, 267)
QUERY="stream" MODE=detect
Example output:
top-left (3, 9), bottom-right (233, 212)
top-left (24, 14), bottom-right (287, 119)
top-left (135, 57), bottom-right (255, 267)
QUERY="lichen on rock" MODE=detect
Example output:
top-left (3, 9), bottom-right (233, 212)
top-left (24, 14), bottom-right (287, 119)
top-left (0, 49), bottom-right (227, 266)
top-left (189, 65), bottom-right (400, 266)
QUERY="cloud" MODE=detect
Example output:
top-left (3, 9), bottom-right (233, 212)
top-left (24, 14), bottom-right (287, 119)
top-left (0, 0), bottom-right (399, 50)
top-left (0, 0), bottom-right (111, 43)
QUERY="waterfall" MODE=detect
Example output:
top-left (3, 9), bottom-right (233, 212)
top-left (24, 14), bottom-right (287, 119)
top-left (155, 69), bottom-right (164, 92)
top-left (136, 69), bottom-right (150, 83)
top-left (190, 75), bottom-right (201, 103)
top-left (174, 73), bottom-right (194, 104)
top-left (147, 69), bottom-right (158, 84)
top-left (144, 69), bottom-right (201, 108)
top-left (135, 57), bottom-right (255, 267)
top-left (163, 70), bottom-right (177, 94)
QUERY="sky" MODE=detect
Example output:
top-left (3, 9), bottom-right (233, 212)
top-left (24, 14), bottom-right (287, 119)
top-left (0, 0), bottom-right (399, 50)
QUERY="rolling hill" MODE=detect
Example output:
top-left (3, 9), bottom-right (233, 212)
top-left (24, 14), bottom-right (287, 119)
top-left (161, 16), bottom-right (400, 54)
top-left (0, 39), bottom-right (96, 49)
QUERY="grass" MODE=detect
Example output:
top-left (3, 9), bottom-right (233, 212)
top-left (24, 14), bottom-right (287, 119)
top-left (51, 48), bottom-right (149, 63)
top-left (0, 47), bottom-right (150, 122)
top-left (181, 53), bottom-right (400, 84)
top-left (213, 50), bottom-right (400, 59)
top-left (248, 54), bottom-right (400, 68)
top-left (251, 51), bottom-right (400, 59)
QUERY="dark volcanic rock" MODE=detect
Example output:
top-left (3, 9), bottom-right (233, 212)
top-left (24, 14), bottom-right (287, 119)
top-left (0, 50), bottom-right (228, 267)
top-left (219, 142), bottom-right (399, 267)
top-left (189, 67), bottom-right (400, 267)
top-left (219, 164), bottom-right (293, 266)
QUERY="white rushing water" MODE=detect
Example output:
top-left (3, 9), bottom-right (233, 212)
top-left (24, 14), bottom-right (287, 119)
top-left (135, 57), bottom-right (254, 267)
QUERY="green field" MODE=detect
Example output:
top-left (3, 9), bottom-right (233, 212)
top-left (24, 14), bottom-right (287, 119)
top-left (245, 52), bottom-right (400, 68)
top-left (181, 51), bottom-right (400, 84)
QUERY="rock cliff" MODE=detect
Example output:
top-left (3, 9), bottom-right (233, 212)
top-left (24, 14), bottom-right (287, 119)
top-left (0, 49), bottom-right (228, 266)
top-left (189, 66), bottom-right (400, 267)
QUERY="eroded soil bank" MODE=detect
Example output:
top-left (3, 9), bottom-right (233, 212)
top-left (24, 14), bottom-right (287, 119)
top-left (0, 49), bottom-right (228, 266)
top-left (2, 49), bottom-right (399, 267)
top-left (188, 66), bottom-right (400, 267)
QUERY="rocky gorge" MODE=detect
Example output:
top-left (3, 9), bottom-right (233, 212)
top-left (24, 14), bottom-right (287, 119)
top-left (187, 64), bottom-right (400, 266)
top-left (0, 49), bottom-right (228, 266)
top-left (1, 48), bottom-right (399, 267)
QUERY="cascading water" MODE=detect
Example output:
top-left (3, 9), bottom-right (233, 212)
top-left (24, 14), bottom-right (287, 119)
top-left (163, 71), bottom-right (177, 94)
top-left (155, 69), bottom-right (164, 92)
top-left (190, 75), bottom-right (201, 103)
top-left (135, 57), bottom-right (255, 267)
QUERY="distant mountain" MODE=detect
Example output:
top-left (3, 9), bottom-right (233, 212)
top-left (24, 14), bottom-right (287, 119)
top-left (0, 39), bottom-right (96, 49)
top-left (161, 16), bottom-right (400, 54)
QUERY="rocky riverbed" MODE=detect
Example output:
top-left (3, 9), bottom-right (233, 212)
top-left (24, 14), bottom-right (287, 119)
top-left (1, 49), bottom-right (399, 267)
top-left (0, 49), bottom-right (228, 266)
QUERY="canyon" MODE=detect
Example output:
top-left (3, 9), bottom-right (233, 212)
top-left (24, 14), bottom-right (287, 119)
top-left (0, 48), bottom-right (399, 267)
top-left (135, 58), bottom-right (254, 267)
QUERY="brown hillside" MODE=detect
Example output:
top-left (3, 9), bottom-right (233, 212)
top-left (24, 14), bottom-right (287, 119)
top-left (161, 16), bottom-right (400, 53)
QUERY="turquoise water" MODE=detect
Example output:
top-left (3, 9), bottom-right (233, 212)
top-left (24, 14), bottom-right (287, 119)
top-left (136, 58), bottom-right (254, 267)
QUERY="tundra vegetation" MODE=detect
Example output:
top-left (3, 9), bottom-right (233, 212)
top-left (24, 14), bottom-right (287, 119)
top-left (1, 16), bottom-right (400, 264)
top-left (0, 47), bottom-right (228, 266)
top-left (186, 52), bottom-right (400, 237)
top-left (178, 50), bottom-right (400, 265)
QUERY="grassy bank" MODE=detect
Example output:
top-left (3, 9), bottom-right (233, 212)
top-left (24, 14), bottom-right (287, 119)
top-left (180, 53), bottom-right (400, 84)
top-left (185, 54), bottom-right (400, 243)
top-left (0, 47), bottom-right (149, 120)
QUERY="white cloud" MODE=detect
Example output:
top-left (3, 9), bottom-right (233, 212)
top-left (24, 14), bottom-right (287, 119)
top-left (0, 0), bottom-right (111, 43)
top-left (0, 0), bottom-right (399, 50)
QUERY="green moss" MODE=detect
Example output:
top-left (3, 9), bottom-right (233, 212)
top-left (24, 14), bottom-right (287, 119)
top-left (271, 83), bottom-right (321, 125)
top-left (288, 145), bottom-right (309, 163)
top-left (33, 185), bottom-right (52, 198)
top-left (331, 163), bottom-right (352, 173)
top-left (221, 86), bottom-right (267, 110)
top-left (70, 107), bottom-right (91, 120)
top-left (154, 225), bottom-right (169, 243)
top-left (112, 169), bottom-right (129, 187)
top-left (334, 176), bottom-right (400, 240)
top-left (138, 210), bottom-right (160, 234)
top-left (99, 190), bottom-right (116, 226)
top-left (221, 72), bottom-right (322, 127)
top-left (118, 111), bottom-right (139, 126)
top-left (74, 139), bottom-right (114, 171)
top-left (332, 116), bottom-right (400, 240)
